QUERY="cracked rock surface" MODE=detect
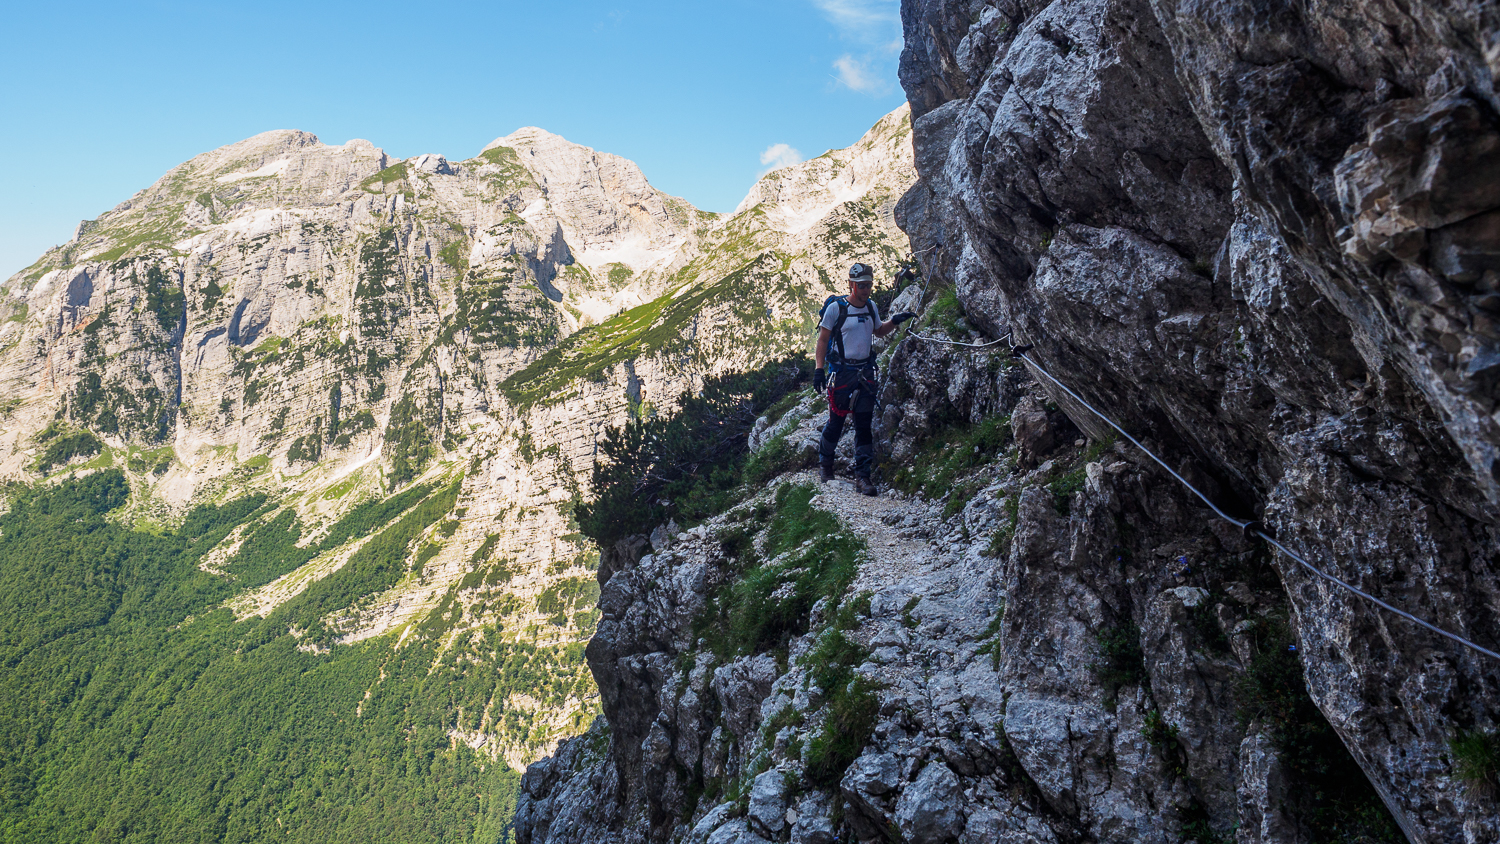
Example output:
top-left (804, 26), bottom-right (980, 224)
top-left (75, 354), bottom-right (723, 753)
top-left (893, 0), bottom-right (1500, 839)
top-left (518, 0), bottom-right (1498, 842)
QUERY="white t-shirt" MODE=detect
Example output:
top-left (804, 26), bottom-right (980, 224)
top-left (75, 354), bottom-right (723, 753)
top-left (820, 298), bottom-right (881, 363)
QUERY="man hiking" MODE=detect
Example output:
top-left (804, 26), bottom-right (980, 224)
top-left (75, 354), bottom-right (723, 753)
top-left (814, 263), bottom-right (915, 495)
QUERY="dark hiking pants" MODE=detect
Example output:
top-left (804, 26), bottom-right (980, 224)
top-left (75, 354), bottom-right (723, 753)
top-left (819, 366), bottom-right (877, 479)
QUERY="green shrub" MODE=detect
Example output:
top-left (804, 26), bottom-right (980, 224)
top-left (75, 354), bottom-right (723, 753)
top-left (201, 277), bottom-right (224, 311)
top-left (717, 524), bottom-right (758, 564)
top-left (287, 433), bottom-right (322, 464)
top-left (983, 497), bottom-right (1019, 559)
top-left (901, 595), bottom-right (922, 629)
top-left (692, 484), bottom-right (864, 661)
top-left (761, 705), bottom-right (805, 744)
top-left (142, 265), bottom-right (184, 330)
top-left (807, 629), bottom-right (867, 693)
top-left (1450, 729), bottom-right (1499, 793)
top-left (358, 161), bottom-right (410, 192)
top-left (1091, 622), bottom-right (1146, 704)
top-left (1235, 616), bottom-right (1403, 841)
top-left (1049, 467), bottom-right (1087, 516)
top-left (438, 239), bottom-right (468, 273)
top-left (741, 433), bottom-right (808, 489)
top-left (974, 603), bottom-right (1006, 670)
top-left (1143, 709), bottom-right (1178, 749)
top-left (537, 577), bottom-right (600, 627)
top-left (385, 394), bottom-right (437, 487)
top-left (884, 413), bottom-right (1011, 503)
top-left (1189, 597), bottom-right (1231, 654)
top-left (804, 676), bottom-right (881, 788)
top-left (578, 356), bottom-right (808, 545)
top-left (1143, 710), bottom-right (1187, 777)
top-left (414, 542), bottom-right (442, 570)
top-left (922, 286), bottom-right (965, 339)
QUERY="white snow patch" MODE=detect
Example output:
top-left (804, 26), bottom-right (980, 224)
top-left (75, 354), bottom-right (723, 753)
top-left (756, 179), bottom-right (866, 236)
top-left (574, 236), bottom-right (673, 278)
top-left (221, 208), bottom-right (301, 239)
top-left (216, 158), bottom-right (290, 183)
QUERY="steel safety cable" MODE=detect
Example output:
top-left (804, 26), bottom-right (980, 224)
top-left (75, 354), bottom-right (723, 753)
top-left (898, 317), bottom-right (1500, 660)
top-left (892, 253), bottom-right (1013, 349)
top-left (1017, 350), bottom-right (1252, 529)
top-left (1013, 347), bottom-right (1500, 662)
top-left (905, 330), bottom-right (1014, 348)
top-left (1248, 529), bottom-right (1500, 660)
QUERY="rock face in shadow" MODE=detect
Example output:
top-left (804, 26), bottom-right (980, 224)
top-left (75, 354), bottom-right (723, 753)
top-left (894, 0), bottom-right (1500, 840)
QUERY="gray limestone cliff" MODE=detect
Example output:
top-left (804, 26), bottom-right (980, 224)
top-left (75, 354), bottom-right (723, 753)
top-left (514, 1), bottom-right (1499, 843)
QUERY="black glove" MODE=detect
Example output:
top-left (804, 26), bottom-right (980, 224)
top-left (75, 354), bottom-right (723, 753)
top-left (813, 368), bottom-right (827, 392)
top-left (891, 312), bottom-right (916, 325)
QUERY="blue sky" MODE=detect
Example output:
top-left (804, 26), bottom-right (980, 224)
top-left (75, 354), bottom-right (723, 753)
top-left (0, 0), bottom-right (906, 279)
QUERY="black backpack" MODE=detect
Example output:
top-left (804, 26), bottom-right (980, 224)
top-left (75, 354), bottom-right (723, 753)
top-left (817, 295), bottom-right (878, 367)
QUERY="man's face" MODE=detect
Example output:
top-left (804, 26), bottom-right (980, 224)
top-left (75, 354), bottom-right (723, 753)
top-left (848, 276), bottom-right (873, 303)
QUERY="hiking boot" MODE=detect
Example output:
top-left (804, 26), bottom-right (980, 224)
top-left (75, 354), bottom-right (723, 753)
top-left (820, 464), bottom-right (835, 483)
top-left (856, 476), bottom-right (877, 496)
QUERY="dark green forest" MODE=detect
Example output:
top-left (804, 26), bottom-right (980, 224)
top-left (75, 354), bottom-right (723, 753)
top-left (0, 471), bottom-right (539, 844)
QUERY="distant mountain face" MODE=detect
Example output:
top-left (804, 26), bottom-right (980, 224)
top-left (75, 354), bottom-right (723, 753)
top-left (0, 106), bottom-right (913, 493)
top-left (0, 105), bottom-right (914, 838)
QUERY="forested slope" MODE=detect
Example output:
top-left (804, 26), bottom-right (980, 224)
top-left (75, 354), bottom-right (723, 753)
top-left (0, 472), bottom-right (548, 842)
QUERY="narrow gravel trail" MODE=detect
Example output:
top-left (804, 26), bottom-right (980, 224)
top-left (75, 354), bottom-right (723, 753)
top-left (801, 470), bottom-right (940, 591)
top-left (797, 469), bottom-right (1001, 650)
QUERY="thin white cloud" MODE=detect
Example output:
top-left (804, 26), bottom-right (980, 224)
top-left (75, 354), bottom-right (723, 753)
top-left (812, 0), bottom-right (901, 96)
top-left (759, 143), bottom-right (804, 176)
top-left (812, 0), bottom-right (900, 41)
top-left (832, 54), bottom-right (886, 94)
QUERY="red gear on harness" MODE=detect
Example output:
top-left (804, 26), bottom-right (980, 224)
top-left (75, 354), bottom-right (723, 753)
top-left (826, 370), bottom-right (876, 418)
top-left (827, 382), bottom-right (854, 418)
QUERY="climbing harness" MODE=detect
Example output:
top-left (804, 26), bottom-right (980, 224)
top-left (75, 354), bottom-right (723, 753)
top-left (827, 367), bottom-right (879, 418)
top-left (889, 262), bottom-right (1500, 660)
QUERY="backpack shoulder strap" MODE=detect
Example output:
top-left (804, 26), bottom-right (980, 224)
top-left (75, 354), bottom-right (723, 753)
top-left (819, 294), bottom-right (840, 319)
top-left (827, 296), bottom-right (851, 364)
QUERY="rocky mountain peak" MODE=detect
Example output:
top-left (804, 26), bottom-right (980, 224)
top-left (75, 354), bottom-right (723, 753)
top-left (734, 102), bottom-right (913, 237)
top-left (487, 126), bottom-right (704, 280)
top-left (0, 101), bottom-right (916, 773)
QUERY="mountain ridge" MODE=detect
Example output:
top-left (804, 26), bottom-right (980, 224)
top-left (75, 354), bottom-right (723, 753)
top-left (0, 102), bottom-right (917, 835)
